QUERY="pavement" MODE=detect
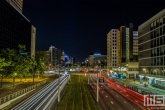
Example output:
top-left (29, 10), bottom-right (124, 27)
top-left (116, 78), bottom-right (165, 95)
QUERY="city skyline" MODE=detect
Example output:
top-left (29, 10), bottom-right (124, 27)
top-left (23, 0), bottom-right (165, 62)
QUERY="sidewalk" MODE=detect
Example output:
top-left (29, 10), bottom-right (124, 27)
top-left (117, 79), bottom-right (165, 95)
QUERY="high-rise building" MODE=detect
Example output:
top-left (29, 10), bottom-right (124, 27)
top-left (49, 45), bottom-right (62, 69)
top-left (0, 0), bottom-right (36, 57)
top-left (107, 23), bottom-right (139, 77)
top-left (35, 51), bottom-right (50, 68)
top-left (89, 53), bottom-right (107, 68)
top-left (6, 0), bottom-right (23, 13)
top-left (31, 25), bottom-right (36, 58)
top-left (107, 29), bottom-right (120, 70)
top-left (119, 23), bottom-right (134, 64)
top-left (49, 45), bottom-right (56, 68)
top-left (138, 9), bottom-right (165, 76)
top-left (133, 31), bottom-right (138, 61)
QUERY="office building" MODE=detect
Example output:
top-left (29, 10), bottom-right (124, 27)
top-left (107, 23), bottom-right (139, 77)
top-left (49, 45), bottom-right (62, 69)
top-left (89, 53), bottom-right (107, 68)
top-left (107, 29), bottom-right (120, 70)
top-left (49, 45), bottom-right (56, 68)
top-left (138, 9), bottom-right (165, 76)
top-left (119, 24), bottom-right (138, 77)
top-left (119, 23), bottom-right (134, 64)
top-left (31, 25), bottom-right (36, 58)
top-left (6, 0), bottom-right (23, 13)
top-left (35, 51), bottom-right (50, 68)
top-left (133, 31), bottom-right (138, 61)
top-left (0, 0), bottom-right (36, 57)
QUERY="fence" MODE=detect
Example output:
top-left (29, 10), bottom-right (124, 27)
top-left (0, 81), bottom-right (46, 105)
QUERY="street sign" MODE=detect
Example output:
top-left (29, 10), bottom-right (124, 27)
top-left (99, 77), bottom-right (104, 83)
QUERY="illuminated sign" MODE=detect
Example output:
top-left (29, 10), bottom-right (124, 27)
top-left (99, 77), bottom-right (104, 83)
top-left (94, 53), bottom-right (101, 56)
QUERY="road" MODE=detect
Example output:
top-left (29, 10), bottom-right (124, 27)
top-left (10, 75), bottom-right (69, 110)
top-left (90, 74), bottom-right (142, 110)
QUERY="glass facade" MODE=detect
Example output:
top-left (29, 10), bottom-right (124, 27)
top-left (120, 23), bottom-right (134, 63)
top-left (0, 0), bottom-right (31, 52)
top-left (138, 9), bottom-right (165, 76)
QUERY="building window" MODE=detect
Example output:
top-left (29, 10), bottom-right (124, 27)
top-left (156, 29), bottom-right (160, 37)
top-left (160, 37), bottom-right (163, 45)
top-left (160, 47), bottom-right (164, 55)
top-left (151, 32), bottom-right (153, 39)
top-left (154, 31), bottom-right (156, 38)
top-left (160, 17), bottom-right (163, 25)
top-left (156, 19), bottom-right (159, 27)
top-left (154, 21), bottom-right (156, 28)
top-left (157, 38), bottom-right (160, 46)
top-left (163, 25), bottom-right (165, 34)
top-left (151, 23), bottom-right (153, 30)
top-left (160, 27), bottom-right (162, 35)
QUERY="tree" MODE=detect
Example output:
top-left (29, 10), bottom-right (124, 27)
top-left (0, 45), bottom-right (28, 87)
top-left (28, 55), bottom-right (48, 84)
top-left (0, 58), bottom-right (11, 87)
top-left (0, 48), bottom-right (17, 75)
top-left (36, 56), bottom-right (47, 75)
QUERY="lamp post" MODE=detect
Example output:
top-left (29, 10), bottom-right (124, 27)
top-left (49, 64), bottom-right (51, 70)
top-left (96, 65), bottom-right (99, 102)
top-left (87, 60), bottom-right (90, 84)
top-left (143, 68), bottom-right (147, 85)
top-left (13, 73), bottom-right (17, 88)
top-left (58, 60), bottom-right (63, 103)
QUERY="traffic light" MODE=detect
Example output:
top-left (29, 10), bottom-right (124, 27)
top-left (120, 74), bottom-right (123, 79)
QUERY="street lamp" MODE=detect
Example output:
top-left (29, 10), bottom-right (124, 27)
top-left (58, 59), bottom-right (64, 102)
top-left (96, 66), bottom-right (99, 102)
top-left (49, 64), bottom-right (51, 70)
top-left (13, 72), bottom-right (17, 88)
top-left (143, 68), bottom-right (147, 85)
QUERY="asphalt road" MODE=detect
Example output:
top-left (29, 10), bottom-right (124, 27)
top-left (10, 75), bottom-right (69, 110)
top-left (90, 75), bottom-right (141, 110)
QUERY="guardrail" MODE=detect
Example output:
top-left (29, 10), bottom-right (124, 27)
top-left (0, 81), bottom-right (46, 105)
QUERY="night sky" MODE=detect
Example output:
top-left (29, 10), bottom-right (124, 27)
top-left (23, 0), bottom-right (165, 62)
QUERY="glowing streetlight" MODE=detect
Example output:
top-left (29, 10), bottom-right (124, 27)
top-left (13, 72), bottom-right (17, 88)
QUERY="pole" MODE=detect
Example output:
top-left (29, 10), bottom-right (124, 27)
top-left (88, 62), bottom-right (89, 84)
top-left (13, 76), bottom-right (15, 88)
top-left (96, 67), bottom-right (99, 102)
top-left (88, 74), bottom-right (89, 84)
top-left (58, 61), bottom-right (61, 102)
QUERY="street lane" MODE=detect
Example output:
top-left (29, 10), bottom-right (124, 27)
top-left (11, 75), bottom-right (69, 110)
top-left (90, 74), bottom-right (141, 110)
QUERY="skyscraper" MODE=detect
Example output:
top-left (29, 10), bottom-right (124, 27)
top-left (0, 0), bottom-right (36, 57)
top-left (49, 45), bottom-right (62, 69)
top-left (107, 23), bottom-right (139, 77)
top-left (6, 0), bottom-right (23, 13)
top-left (133, 31), bottom-right (138, 62)
top-left (138, 9), bottom-right (165, 76)
top-left (119, 23), bottom-right (134, 64)
top-left (107, 29), bottom-right (120, 70)
top-left (31, 25), bottom-right (36, 58)
top-left (49, 45), bottom-right (56, 68)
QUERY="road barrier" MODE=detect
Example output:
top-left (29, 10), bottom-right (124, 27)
top-left (0, 81), bottom-right (46, 105)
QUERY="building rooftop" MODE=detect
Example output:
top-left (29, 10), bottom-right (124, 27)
top-left (138, 8), bottom-right (165, 29)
